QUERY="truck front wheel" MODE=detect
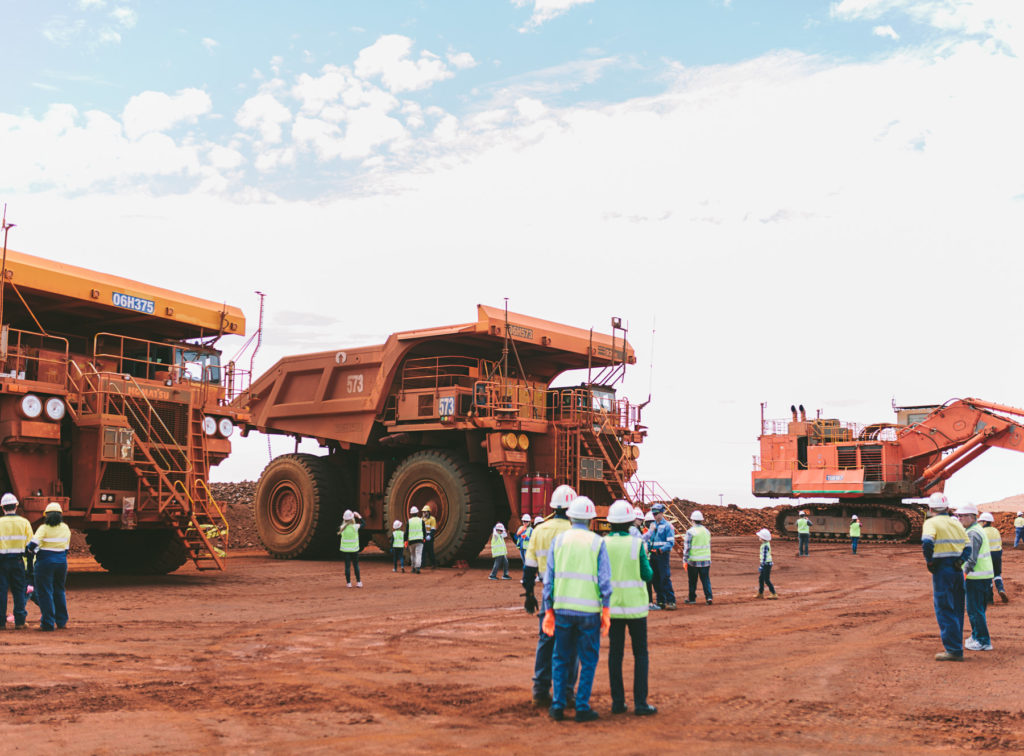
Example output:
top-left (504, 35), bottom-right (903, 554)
top-left (84, 529), bottom-right (189, 574)
top-left (384, 450), bottom-right (493, 565)
top-left (254, 453), bottom-right (343, 559)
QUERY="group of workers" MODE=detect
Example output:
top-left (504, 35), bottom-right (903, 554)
top-left (0, 494), bottom-right (71, 631)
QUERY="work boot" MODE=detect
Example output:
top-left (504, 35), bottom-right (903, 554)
top-left (683, 599), bottom-right (695, 605)
top-left (648, 603), bottom-right (662, 611)
top-left (574, 708), bottom-right (599, 723)
top-left (15, 623), bottom-right (28, 629)
top-left (502, 575), bottom-right (512, 580)
top-left (488, 576), bottom-right (498, 581)
top-left (767, 593), bottom-right (778, 600)
top-left (934, 651), bottom-right (964, 661)
top-left (756, 592), bottom-right (764, 599)
top-left (356, 581), bottom-right (363, 588)
top-left (634, 704), bottom-right (658, 716)
top-left (401, 568), bottom-right (405, 573)
top-left (532, 693), bottom-right (552, 708)
top-left (347, 582), bottom-right (352, 588)
top-left (664, 603), bottom-right (677, 610)
top-left (548, 707), bottom-right (564, 721)
top-left (706, 599), bottom-right (713, 605)
top-left (611, 703), bottom-right (627, 714)
top-left (999, 588), bottom-right (1009, 603)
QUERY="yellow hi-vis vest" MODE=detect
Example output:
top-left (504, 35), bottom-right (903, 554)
top-left (688, 525), bottom-right (711, 562)
top-left (850, 521), bottom-right (861, 537)
top-left (339, 522), bottom-right (360, 553)
top-left (392, 529), bottom-right (404, 548)
top-left (491, 531), bottom-right (507, 558)
top-left (31, 523), bottom-right (71, 553)
top-left (408, 516), bottom-right (424, 541)
top-left (965, 523), bottom-right (994, 580)
top-left (759, 541), bottom-right (772, 564)
top-left (0, 514), bottom-right (33, 554)
top-left (921, 514), bottom-right (967, 559)
top-left (1016, 516), bottom-right (1024, 529)
top-left (524, 517), bottom-right (571, 575)
top-left (983, 525), bottom-right (1002, 553)
top-left (605, 533), bottom-right (648, 619)
top-left (551, 528), bottom-right (603, 613)
top-left (797, 517), bottom-right (810, 534)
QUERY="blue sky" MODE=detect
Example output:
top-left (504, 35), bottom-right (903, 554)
top-left (3, 1), bottom-right (1024, 506)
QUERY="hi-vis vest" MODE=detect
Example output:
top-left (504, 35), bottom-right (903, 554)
top-left (0, 514), bottom-right (33, 554)
top-left (759, 541), bottom-right (772, 565)
top-left (688, 525), bottom-right (711, 562)
top-left (392, 529), bottom-right (404, 549)
top-left (983, 525), bottom-right (1003, 553)
top-left (408, 517), bottom-right (424, 541)
top-left (491, 531), bottom-right (507, 558)
top-left (965, 523), bottom-right (994, 580)
top-left (31, 523), bottom-right (71, 556)
top-left (921, 514), bottom-right (967, 559)
top-left (850, 521), bottom-right (861, 537)
top-left (524, 517), bottom-right (571, 575)
top-left (339, 522), bottom-right (360, 553)
top-left (551, 528), bottom-right (603, 614)
top-left (605, 534), bottom-right (648, 619)
top-left (797, 517), bottom-right (810, 534)
top-left (1015, 516), bottom-right (1024, 529)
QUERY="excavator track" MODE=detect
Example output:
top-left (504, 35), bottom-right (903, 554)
top-left (774, 501), bottom-right (927, 544)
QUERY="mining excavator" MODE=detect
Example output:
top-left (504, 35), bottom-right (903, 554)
top-left (752, 398), bottom-right (1024, 542)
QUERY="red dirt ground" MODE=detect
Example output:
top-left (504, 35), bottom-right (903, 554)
top-left (3, 536), bottom-right (1023, 754)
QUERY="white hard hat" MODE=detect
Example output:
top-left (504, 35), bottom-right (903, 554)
top-left (633, 506), bottom-right (644, 520)
top-left (44, 502), bottom-right (62, 514)
top-left (798, 510), bottom-right (806, 515)
top-left (643, 512), bottom-right (654, 523)
top-left (690, 510), bottom-right (704, 522)
top-left (521, 513), bottom-right (531, 522)
top-left (409, 506), bottom-right (419, 514)
top-left (534, 515), bottom-right (545, 525)
top-left (607, 500), bottom-right (634, 524)
top-left (978, 512), bottom-right (994, 523)
top-left (494, 522), bottom-right (506, 532)
top-left (851, 514), bottom-right (859, 520)
top-left (0, 493), bottom-right (17, 509)
top-left (756, 528), bottom-right (771, 541)
top-left (567, 495), bottom-right (597, 520)
top-left (1017, 511), bottom-right (1023, 517)
top-left (928, 492), bottom-right (949, 511)
top-left (392, 520), bottom-right (402, 529)
top-left (956, 502), bottom-right (978, 516)
top-left (550, 484), bottom-right (577, 510)
top-left (343, 509), bottom-right (354, 521)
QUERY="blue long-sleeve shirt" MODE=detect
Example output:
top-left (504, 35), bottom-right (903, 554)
top-left (646, 518), bottom-right (675, 554)
top-left (543, 522), bottom-right (612, 615)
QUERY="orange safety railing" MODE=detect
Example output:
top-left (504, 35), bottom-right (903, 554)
top-left (0, 327), bottom-right (69, 385)
top-left (401, 356), bottom-right (484, 390)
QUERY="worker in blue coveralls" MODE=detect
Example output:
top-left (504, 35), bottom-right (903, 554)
top-left (26, 502), bottom-right (72, 631)
top-left (542, 495), bottom-right (612, 723)
top-left (0, 493), bottom-right (34, 630)
top-left (645, 503), bottom-right (676, 610)
top-left (920, 492), bottom-right (968, 661)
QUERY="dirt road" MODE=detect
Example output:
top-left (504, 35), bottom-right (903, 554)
top-left (2, 537), bottom-right (1023, 754)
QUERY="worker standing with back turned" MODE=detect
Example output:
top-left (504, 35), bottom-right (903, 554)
top-left (0, 493), bottom-right (33, 630)
top-left (796, 510), bottom-right (811, 557)
top-left (26, 502), bottom-right (71, 632)
top-left (683, 510), bottom-right (713, 605)
top-left (406, 506), bottom-right (424, 574)
top-left (849, 514), bottom-right (861, 555)
top-left (542, 496), bottom-right (612, 723)
top-left (979, 512), bottom-right (1008, 603)
top-left (956, 503), bottom-right (994, 652)
top-left (920, 493), bottom-right (968, 661)
top-left (1014, 511), bottom-right (1024, 549)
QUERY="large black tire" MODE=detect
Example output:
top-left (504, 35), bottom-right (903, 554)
top-left (384, 450), bottom-right (493, 564)
top-left (85, 529), bottom-right (189, 575)
top-left (254, 453), bottom-right (344, 559)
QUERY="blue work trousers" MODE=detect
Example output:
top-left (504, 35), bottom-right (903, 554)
top-left (423, 538), bottom-right (437, 568)
top-left (34, 555), bottom-right (68, 631)
top-left (687, 564), bottom-right (712, 601)
top-left (489, 555), bottom-right (509, 578)
top-left (608, 617), bottom-right (649, 709)
top-left (931, 563), bottom-right (964, 655)
top-left (851, 537), bottom-right (859, 554)
top-left (392, 547), bottom-right (405, 570)
top-left (798, 533), bottom-right (810, 556)
top-left (651, 550), bottom-right (675, 605)
top-left (0, 555), bottom-right (28, 626)
top-left (758, 564), bottom-right (775, 595)
top-left (533, 598), bottom-right (577, 700)
top-left (965, 578), bottom-right (991, 646)
top-left (1015, 527), bottom-right (1023, 548)
top-left (552, 612), bottom-right (600, 713)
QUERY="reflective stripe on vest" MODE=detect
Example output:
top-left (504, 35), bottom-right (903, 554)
top-left (760, 541), bottom-right (772, 564)
top-left (797, 518), bottom-right (810, 534)
top-left (605, 533), bottom-right (648, 619)
top-left (552, 528), bottom-right (603, 613)
top-left (339, 523), bottom-right (359, 553)
top-left (393, 530), bottom-right (404, 548)
top-left (33, 523), bottom-right (71, 552)
top-left (408, 517), bottom-right (424, 540)
top-left (921, 515), bottom-right (967, 558)
top-left (849, 522), bottom-right (861, 537)
top-left (688, 526), bottom-right (711, 562)
top-left (983, 526), bottom-right (1002, 553)
top-left (966, 523), bottom-right (994, 580)
top-left (491, 532), bottom-right (508, 557)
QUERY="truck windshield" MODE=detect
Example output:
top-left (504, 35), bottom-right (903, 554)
top-left (175, 348), bottom-right (222, 384)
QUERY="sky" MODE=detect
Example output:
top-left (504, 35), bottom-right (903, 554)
top-left (3, 0), bottom-right (1024, 508)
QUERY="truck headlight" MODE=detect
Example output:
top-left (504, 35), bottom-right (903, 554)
top-left (20, 394), bottom-right (42, 419)
top-left (44, 397), bottom-right (66, 421)
top-left (203, 416), bottom-right (217, 436)
top-left (217, 417), bottom-right (234, 438)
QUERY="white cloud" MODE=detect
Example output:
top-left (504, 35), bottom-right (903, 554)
top-left (513, 0), bottom-right (596, 30)
top-left (293, 107), bottom-right (406, 160)
top-left (78, 0), bottom-right (105, 8)
top-left (447, 51), bottom-right (477, 70)
top-left (235, 93), bottom-right (293, 144)
top-left (354, 35), bottom-right (454, 92)
top-left (122, 88), bottom-right (212, 140)
top-left (42, 17), bottom-right (86, 46)
top-left (111, 7), bottom-right (137, 29)
top-left (202, 37), bottom-right (219, 53)
top-left (873, 24), bottom-right (900, 39)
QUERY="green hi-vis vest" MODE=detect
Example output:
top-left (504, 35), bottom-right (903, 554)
top-left (965, 523), bottom-right (993, 580)
top-left (983, 525), bottom-right (1002, 553)
top-left (392, 529), bottom-right (404, 549)
top-left (339, 522), bottom-right (360, 553)
top-left (796, 517), bottom-right (810, 534)
top-left (408, 517), bottom-right (424, 540)
top-left (605, 534), bottom-right (648, 620)
top-left (688, 525), bottom-right (710, 562)
top-left (552, 528), bottom-right (603, 614)
top-left (760, 541), bottom-right (772, 564)
top-left (491, 531), bottom-right (507, 557)
top-left (850, 521), bottom-right (861, 537)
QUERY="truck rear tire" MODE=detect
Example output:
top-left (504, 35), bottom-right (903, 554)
top-left (254, 453), bottom-right (344, 559)
top-left (84, 529), bottom-right (189, 574)
top-left (384, 450), bottom-right (493, 565)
